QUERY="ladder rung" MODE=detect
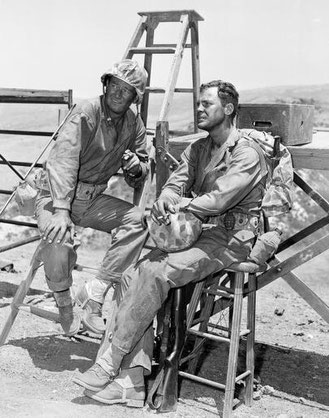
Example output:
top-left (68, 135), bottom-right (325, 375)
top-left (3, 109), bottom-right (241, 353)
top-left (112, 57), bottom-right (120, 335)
top-left (235, 370), bottom-right (251, 383)
top-left (152, 43), bottom-right (192, 48)
top-left (18, 304), bottom-right (59, 322)
top-left (188, 328), bottom-right (230, 343)
top-left (179, 371), bottom-right (226, 390)
top-left (128, 47), bottom-right (176, 54)
top-left (145, 87), bottom-right (194, 93)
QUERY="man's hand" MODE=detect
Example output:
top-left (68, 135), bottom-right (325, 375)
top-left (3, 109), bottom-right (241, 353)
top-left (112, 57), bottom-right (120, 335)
top-left (42, 209), bottom-right (74, 244)
top-left (122, 150), bottom-right (142, 177)
top-left (151, 199), bottom-right (176, 225)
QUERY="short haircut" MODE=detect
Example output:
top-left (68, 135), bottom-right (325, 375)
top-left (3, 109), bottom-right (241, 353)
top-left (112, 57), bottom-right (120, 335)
top-left (200, 80), bottom-right (239, 120)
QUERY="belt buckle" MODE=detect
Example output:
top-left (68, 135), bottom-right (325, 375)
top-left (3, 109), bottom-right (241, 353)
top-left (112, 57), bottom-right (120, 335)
top-left (223, 212), bottom-right (235, 230)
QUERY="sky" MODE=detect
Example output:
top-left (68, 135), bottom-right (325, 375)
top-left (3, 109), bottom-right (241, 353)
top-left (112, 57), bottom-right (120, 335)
top-left (0, 0), bottom-right (328, 99)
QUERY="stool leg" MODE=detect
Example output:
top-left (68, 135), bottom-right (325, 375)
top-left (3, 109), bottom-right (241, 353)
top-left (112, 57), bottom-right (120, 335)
top-left (0, 244), bottom-right (42, 346)
top-left (223, 271), bottom-right (245, 418)
top-left (187, 276), bottom-right (220, 374)
top-left (245, 273), bottom-right (256, 406)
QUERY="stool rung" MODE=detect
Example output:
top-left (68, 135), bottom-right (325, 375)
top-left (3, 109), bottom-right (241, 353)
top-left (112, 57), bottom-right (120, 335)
top-left (188, 328), bottom-right (230, 343)
top-left (18, 303), bottom-right (59, 322)
top-left (215, 285), bottom-right (235, 294)
top-left (235, 370), bottom-right (251, 383)
top-left (179, 371), bottom-right (226, 390)
top-left (204, 289), bottom-right (234, 299)
top-left (207, 322), bottom-right (230, 332)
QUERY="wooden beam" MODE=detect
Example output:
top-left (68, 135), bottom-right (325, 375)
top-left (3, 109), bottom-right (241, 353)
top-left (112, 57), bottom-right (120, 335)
top-left (0, 88), bottom-right (72, 105)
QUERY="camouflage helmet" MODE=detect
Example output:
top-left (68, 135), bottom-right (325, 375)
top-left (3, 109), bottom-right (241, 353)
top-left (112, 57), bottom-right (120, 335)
top-left (147, 211), bottom-right (203, 253)
top-left (101, 59), bottom-right (148, 105)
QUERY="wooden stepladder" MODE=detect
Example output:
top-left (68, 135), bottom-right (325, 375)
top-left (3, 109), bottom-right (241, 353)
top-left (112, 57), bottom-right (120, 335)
top-left (123, 10), bottom-right (203, 132)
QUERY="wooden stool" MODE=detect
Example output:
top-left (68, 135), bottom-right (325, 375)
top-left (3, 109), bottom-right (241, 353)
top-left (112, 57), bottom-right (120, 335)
top-left (147, 261), bottom-right (266, 417)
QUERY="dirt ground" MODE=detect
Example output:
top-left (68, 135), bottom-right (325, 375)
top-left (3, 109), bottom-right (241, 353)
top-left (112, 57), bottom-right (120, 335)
top-left (1, 238), bottom-right (329, 418)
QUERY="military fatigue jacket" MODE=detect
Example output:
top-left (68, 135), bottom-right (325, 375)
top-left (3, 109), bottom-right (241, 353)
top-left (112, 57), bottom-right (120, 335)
top-left (159, 128), bottom-right (267, 218)
top-left (45, 96), bottom-right (149, 210)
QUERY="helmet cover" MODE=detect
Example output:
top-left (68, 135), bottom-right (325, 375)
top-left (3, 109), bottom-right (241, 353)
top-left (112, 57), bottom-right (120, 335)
top-left (147, 211), bottom-right (203, 253)
top-left (101, 59), bottom-right (148, 104)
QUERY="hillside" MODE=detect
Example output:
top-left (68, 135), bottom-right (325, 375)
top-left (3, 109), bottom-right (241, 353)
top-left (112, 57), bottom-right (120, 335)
top-left (239, 83), bottom-right (329, 128)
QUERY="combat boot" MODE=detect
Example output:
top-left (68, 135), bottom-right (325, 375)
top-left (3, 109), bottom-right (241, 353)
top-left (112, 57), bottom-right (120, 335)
top-left (54, 289), bottom-right (81, 336)
top-left (75, 285), bottom-right (106, 334)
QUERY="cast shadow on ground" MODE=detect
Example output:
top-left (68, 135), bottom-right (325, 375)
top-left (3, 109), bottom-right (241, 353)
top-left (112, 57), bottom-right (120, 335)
top-left (7, 334), bottom-right (100, 372)
top-left (0, 280), bottom-right (46, 301)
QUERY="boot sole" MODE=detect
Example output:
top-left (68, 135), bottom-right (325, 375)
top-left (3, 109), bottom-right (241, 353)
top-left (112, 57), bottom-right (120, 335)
top-left (85, 390), bottom-right (145, 408)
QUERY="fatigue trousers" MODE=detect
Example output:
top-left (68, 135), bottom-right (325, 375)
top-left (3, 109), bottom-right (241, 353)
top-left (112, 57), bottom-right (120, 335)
top-left (97, 225), bottom-right (256, 373)
top-left (35, 191), bottom-right (148, 298)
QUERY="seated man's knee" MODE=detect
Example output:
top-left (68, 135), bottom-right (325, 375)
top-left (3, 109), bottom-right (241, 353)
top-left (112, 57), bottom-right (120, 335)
top-left (41, 241), bottom-right (77, 282)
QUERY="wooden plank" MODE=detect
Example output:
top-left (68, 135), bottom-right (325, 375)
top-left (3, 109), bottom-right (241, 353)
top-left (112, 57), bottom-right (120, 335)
top-left (288, 131), bottom-right (329, 170)
top-left (0, 88), bottom-right (71, 104)
top-left (278, 215), bottom-right (329, 252)
top-left (138, 10), bottom-right (204, 22)
top-left (257, 232), bottom-right (329, 290)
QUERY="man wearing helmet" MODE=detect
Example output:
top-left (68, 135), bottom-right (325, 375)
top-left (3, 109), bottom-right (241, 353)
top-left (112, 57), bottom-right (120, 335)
top-left (35, 59), bottom-right (149, 336)
top-left (73, 80), bottom-right (268, 408)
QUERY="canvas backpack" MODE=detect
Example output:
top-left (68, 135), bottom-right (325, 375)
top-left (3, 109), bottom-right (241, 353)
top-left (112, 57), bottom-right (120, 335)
top-left (239, 128), bottom-right (294, 217)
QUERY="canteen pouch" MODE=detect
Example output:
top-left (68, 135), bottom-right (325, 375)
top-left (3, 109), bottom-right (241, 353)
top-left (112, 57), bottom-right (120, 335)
top-left (15, 181), bottom-right (38, 216)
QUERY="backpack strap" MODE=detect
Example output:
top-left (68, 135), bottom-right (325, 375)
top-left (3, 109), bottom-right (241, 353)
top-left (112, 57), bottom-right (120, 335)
top-left (238, 130), bottom-right (269, 180)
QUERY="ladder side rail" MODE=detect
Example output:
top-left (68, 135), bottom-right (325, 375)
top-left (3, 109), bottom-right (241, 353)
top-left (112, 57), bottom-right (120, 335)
top-left (140, 24), bottom-right (156, 127)
top-left (190, 20), bottom-right (201, 132)
top-left (122, 15), bottom-right (148, 59)
top-left (158, 13), bottom-right (190, 122)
